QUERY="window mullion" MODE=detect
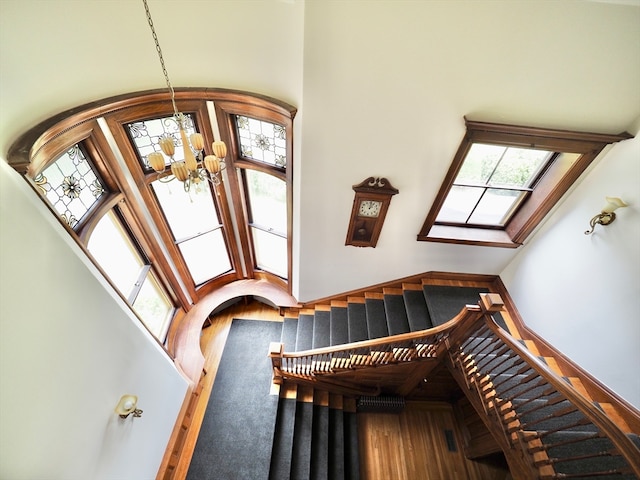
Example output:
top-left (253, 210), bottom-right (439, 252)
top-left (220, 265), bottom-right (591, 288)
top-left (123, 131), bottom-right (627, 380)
top-left (128, 265), bottom-right (151, 304)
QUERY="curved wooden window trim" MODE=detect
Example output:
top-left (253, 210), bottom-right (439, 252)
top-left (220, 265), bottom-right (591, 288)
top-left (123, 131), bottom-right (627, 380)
top-left (418, 119), bottom-right (631, 247)
top-left (7, 88), bottom-right (297, 312)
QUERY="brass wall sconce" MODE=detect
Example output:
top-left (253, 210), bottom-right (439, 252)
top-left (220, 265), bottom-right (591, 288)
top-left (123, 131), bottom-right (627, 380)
top-left (115, 395), bottom-right (143, 419)
top-left (584, 196), bottom-right (628, 235)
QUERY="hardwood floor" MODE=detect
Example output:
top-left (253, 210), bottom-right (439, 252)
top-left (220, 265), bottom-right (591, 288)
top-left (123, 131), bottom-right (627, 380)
top-left (171, 298), bottom-right (510, 480)
top-left (358, 402), bottom-right (510, 480)
top-left (172, 299), bottom-right (283, 479)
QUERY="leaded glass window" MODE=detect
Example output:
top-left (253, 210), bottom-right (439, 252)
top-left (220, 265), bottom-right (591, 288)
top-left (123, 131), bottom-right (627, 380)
top-left (235, 115), bottom-right (286, 168)
top-left (33, 144), bottom-right (106, 229)
top-left (126, 113), bottom-right (197, 171)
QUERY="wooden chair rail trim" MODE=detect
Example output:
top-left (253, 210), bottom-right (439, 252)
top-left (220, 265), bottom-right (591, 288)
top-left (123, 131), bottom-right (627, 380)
top-left (490, 277), bottom-right (640, 433)
top-left (483, 317), bottom-right (640, 475)
top-left (297, 271), bottom-right (499, 307)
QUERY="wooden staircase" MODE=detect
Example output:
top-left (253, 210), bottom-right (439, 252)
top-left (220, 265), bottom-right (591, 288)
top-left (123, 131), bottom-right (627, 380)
top-left (269, 273), bottom-right (640, 479)
top-left (269, 385), bottom-right (359, 480)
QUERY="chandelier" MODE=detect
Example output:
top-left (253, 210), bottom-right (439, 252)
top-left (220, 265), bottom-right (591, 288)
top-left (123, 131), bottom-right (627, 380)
top-left (142, 0), bottom-right (227, 193)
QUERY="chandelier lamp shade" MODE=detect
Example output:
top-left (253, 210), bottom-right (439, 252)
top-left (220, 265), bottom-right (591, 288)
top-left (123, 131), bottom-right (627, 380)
top-left (142, 0), bottom-right (227, 192)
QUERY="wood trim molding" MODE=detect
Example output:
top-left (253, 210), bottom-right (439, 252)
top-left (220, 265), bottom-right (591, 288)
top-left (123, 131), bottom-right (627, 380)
top-left (418, 119), bottom-right (631, 246)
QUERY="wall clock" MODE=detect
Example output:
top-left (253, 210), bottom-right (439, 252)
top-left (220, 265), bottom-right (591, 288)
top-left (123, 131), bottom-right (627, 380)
top-left (345, 177), bottom-right (399, 248)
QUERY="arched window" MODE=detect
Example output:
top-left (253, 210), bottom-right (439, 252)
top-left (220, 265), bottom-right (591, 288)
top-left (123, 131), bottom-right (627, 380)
top-left (7, 89), bottom-right (296, 343)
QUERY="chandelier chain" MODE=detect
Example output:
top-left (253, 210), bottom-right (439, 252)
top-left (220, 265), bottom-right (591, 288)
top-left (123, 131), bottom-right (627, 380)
top-left (142, 0), bottom-right (179, 120)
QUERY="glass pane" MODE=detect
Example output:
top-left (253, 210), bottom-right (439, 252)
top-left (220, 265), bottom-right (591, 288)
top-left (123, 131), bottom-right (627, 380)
top-left (436, 185), bottom-right (484, 223)
top-left (468, 189), bottom-right (524, 225)
top-left (251, 227), bottom-right (287, 279)
top-left (127, 114), bottom-right (197, 170)
top-left (489, 147), bottom-right (552, 188)
top-left (34, 145), bottom-right (106, 229)
top-left (455, 144), bottom-right (505, 185)
top-left (245, 170), bottom-right (287, 233)
top-left (152, 179), bottom-right (220, 241)
top-left (235, 115), bottom-right (287, 168)
top-left (133, 273), bottom-right (173, 341)
top-left (87, 211), bottom-right (144, 298)
top-left (178, 229), bottom-right (231, 285)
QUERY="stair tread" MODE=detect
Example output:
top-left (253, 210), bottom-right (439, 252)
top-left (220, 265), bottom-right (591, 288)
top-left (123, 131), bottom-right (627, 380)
top-left (365, 298), bottom-right (388, 339)
top-left (347, 303), bottom-right (368, 343)
top-left (281, 318), bottom-right (298, 352)
top-left (269, 398), bottom-right (297, 480)
top-left (312, 310), bottom-right (331, 349)
top-left (329, 408), bottom-right (346, 480)
top-left (384, 294), bottom-right (411, 335)
top-left (290, 401), bottom-right (314, 479)
top-left (310, 404), bottom-right (329, 480)
top-left (296, 315), bottom-right (314, 351)
top-left (403, 289), bottom-right (433, 331)
top-left (423, 285), bottom-right (490, 326)
top-left (330, 306), bottom-right (349, 346)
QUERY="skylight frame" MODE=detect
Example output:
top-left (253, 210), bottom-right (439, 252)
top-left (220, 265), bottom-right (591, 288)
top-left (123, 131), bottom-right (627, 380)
top-left (418, 119), bottom-right (631, 248)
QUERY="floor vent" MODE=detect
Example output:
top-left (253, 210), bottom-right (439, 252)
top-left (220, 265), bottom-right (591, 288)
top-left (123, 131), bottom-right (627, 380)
top-left (357, 395), bottom-right (405, 413)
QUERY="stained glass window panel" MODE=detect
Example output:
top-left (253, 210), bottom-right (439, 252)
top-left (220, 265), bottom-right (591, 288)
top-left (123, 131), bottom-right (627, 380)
top-left (178, 229), bottom-right (231, 285)
top-left (235, 115), bottom-right (286, 168)
top-left (35, 144), bottom-right (105, 228)
top-left (127, 114), bottom-right (197, 170)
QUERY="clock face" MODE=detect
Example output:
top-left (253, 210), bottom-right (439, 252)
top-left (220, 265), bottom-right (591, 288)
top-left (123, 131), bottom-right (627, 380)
top-left (358, 200), bottom-right (382, 218)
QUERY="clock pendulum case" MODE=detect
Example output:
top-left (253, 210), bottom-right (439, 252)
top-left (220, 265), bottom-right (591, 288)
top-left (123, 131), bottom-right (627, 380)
top-left (345, 177), bottom-right (399, 248)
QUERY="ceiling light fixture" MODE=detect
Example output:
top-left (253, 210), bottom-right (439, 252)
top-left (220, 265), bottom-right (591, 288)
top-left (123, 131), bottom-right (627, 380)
top-left (142, 0), bottom-right (227, 193)
top-left (584, 196), bottom-right (628, 235)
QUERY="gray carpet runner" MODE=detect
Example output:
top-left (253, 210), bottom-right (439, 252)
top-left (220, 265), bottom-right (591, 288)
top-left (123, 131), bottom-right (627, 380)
top-left (463, 325), bottom-right (640, 479)
top-left (271, 285), bottom-right (496, 480)
top-left (187, 319), bottom-right (281, 480)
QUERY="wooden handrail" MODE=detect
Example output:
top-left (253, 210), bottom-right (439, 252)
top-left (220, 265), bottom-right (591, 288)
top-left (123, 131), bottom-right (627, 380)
top-left (484, 317), bottom-right (640, 475)
top-left (281, 304), bottom-right (481, 359)
top-left (272, 292), bottom-right (640, 478)
top-left (447, 310), bottom-right (640, 478)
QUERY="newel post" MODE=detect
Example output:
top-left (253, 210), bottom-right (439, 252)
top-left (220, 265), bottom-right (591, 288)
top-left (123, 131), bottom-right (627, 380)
top-left (479, 293), bottom-right (504, 314)
top-left (268, 342), bottom-right (284, 385)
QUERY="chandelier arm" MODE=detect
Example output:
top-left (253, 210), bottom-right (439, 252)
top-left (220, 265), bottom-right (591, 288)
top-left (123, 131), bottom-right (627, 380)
top-left (142, 0), bottom-right (180, 120)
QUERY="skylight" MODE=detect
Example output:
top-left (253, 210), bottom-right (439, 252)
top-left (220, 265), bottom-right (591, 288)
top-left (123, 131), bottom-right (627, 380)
top-left (436, 144), bottom-right (552, 227)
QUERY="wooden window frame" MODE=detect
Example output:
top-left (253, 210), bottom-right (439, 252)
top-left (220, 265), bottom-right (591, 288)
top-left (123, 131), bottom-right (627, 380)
top-left (418, 119), bottom-right (631, 248)
top-left (7, 88), bottom-right (297, 310)
top-left (212, 97), bottom-right (295, 290)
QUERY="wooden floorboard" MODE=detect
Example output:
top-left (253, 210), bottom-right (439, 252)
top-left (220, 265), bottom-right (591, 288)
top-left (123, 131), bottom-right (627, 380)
top-left (358, 402), bottom-right (510, 480)
top-left (172, 299), bottom-right (283, 480)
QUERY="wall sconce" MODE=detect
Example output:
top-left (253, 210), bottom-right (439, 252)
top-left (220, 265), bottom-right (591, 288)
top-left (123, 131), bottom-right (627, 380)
top-left (584, 196), bottom-right (628, 235)
top-left (115, 395), bottom-right (143, 419)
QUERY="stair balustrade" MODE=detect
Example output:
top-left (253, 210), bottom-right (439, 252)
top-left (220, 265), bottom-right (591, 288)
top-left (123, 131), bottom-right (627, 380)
top-left (447, 308), bottom-right (640, 479)
top-left (270, 292), bottom-right (640, 479)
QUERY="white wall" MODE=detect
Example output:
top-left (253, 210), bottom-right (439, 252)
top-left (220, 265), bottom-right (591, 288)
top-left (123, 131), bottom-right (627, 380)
top-left (294, 0), bottom-right (640, 301)
top-left (501, 132), bottom-right (640, 409)
top-left (0, 160), bottom-right (188, 480)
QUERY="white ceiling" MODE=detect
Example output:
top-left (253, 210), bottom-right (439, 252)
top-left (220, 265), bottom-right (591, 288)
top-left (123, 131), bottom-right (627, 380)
top-left (1, 0), bottom-right (639, 301)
